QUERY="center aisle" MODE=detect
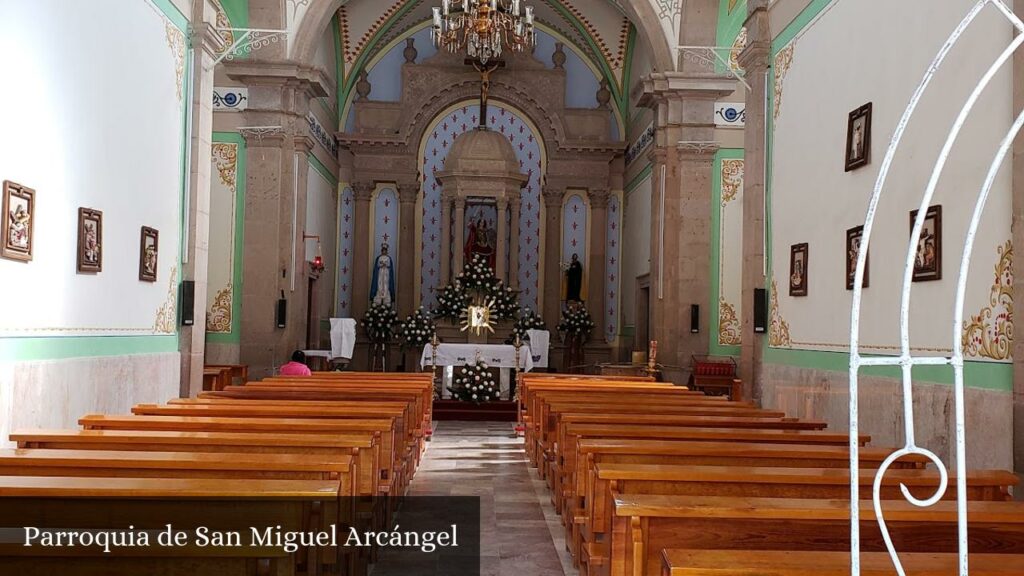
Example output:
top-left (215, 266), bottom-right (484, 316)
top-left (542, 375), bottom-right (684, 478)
top-left (406, 421), bottom-right (576, 576)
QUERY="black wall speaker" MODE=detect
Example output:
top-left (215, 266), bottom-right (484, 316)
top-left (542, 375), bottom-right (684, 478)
top-left (690, 304), bottom-right (700, 333)
top-left (754, 288), bottom-right (768, 333)
top-left (276, 291), bottom-right (287, 329)
top-left (181, 280), bottom-right (195, 326)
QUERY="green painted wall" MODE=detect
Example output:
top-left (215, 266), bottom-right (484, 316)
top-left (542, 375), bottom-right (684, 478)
top-left (219, 0), bottom-right (249, 29)
top-left (763, 0), bottom-right (1011, 392)
top-left (710, 148), bottom-right (743, 358)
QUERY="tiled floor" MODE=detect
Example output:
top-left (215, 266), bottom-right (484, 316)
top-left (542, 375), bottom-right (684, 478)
top-left (405, 420), bottom-right (576, 576)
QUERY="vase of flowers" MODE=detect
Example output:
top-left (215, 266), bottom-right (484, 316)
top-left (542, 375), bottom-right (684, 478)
top-left (448, 358), bottom-right (500, 404)
top-left (398, 307), bottom-right (436, 372)
top-left (361, 301), bottom-right (398, 371)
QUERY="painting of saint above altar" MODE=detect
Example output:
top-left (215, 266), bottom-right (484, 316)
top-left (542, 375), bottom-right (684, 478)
top-left (464, 203), bottom-right (499, 272)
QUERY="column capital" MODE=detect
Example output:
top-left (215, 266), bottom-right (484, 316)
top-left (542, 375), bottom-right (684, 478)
top-left (191, 22), bottom-right (227, 60)
top-left (588, 189), bottom-right (610, 209)
top-left (637, 72), bottom-right (736, 109)
top-left (397, 181), bottom-right (419, 204)
top-left (542, 186), bottom-right (565, 207)
top-left (353, 182), bottom-right (375, 201)
top-left (497, 198), bottom-right (509, 211)
top-left (294, 135), bottom-right (315, 155)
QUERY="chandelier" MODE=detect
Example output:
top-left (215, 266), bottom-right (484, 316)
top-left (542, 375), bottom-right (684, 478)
top-left (431, 0), bottom-right (536, 66)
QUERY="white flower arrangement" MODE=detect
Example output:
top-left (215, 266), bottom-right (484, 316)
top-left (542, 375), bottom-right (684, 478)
top-left (510, 307), bottom-right (546, 342)
top-left (448, 358), bottom-right (499, 404)
top-left (361, 301), bottom-right (398, 343)
top-left (557, 304), bottom-right (595, 343)
top-left (398, 306), bottom-right (436, 349)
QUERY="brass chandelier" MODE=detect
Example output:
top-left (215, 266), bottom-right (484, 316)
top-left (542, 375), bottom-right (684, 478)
top-left (431, 0), bottom-right (536, 66)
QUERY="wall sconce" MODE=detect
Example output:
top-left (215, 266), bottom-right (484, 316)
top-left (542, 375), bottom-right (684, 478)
top-left (303, 233), bottom-right (325, 274)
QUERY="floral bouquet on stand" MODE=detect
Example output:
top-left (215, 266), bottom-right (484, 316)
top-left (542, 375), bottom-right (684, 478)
top-left (459, 253), bottom-right (497, 292)
top-left (491, 284), bottom-right (519, 321)
top-left (398, 307), bottom-right (436, 371)
top-left (361, 301), bottom-right (398, 344)
top-left (556, 303), bottom-right (595, 343)
top-left (448, 358), bottom-right (499, 404)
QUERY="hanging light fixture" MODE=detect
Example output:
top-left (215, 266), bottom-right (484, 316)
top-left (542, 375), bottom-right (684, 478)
top-left (303, 233), bottom-right (325, 274)
top-left (432, 0), bottom-right (535, 65)
top-left (432, 0), bottom-right (535, 129)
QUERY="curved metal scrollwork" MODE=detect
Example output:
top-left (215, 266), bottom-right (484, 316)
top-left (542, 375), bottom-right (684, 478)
top-left (848, 1), bottom-right (1024, 574)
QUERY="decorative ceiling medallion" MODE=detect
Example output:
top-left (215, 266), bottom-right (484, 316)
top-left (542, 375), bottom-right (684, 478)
top-left (962, 240), bottom-right (1013, 361)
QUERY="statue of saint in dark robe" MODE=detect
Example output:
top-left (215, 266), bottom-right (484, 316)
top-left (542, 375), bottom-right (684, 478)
top-left (564, 253), bottom-right (583, 303)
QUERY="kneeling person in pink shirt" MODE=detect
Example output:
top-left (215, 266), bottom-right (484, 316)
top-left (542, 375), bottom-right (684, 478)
top-left (279, 350), bottom-right (312, 376)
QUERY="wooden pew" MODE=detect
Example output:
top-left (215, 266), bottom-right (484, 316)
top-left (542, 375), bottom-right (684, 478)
top-left (608, 495), bottom-right (1024, 576)
top-left (12, 429), bottom-right (381, 497)
top-left (581, 463), bottom-right (1018, 574)
top-left (0, 476), bottom-right (340, 576)
top-left (202, 367), bottom-right (231, 392)
top-left (131, 402), bottom-right (418, 485)
top-left (77, 414), bottom-right (402, 496)
top-left (660, 549), bottom-right (1024, 576)
top-left (567, 441), bottom-right (929, 569)
top-left (204, 364), bottom-right (248, 387)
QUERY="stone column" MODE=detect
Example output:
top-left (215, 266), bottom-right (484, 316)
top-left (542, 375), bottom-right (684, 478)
top-left (509, 194), bottom-right (521, 289)
top-left (496, 198), bottom-right (509, 283)
top-left (542, 187), bottom-right (565, 329)
top-left (179, 5), bottom-right (225, 397)
top-left (397, 181), bottom-right (418, 317)
top-left (453, 199), bottom-right (466, 274)
top-left (588, 189), bottom-right (609, 341)
top-left (639, 73), bottom-right (735, 383)
top-left (739, 0), bottom-right (771, 404)
top-left (351, 182), bottom-right (374, 322)
top-left (440, 191), bottom-right (453, 285)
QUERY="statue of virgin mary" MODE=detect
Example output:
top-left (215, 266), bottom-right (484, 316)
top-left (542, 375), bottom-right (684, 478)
top-left (370, 242), bottom-right (396, 308)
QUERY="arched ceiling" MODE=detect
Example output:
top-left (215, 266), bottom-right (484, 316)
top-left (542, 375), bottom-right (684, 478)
top-left (337, 0), bottom-right (637, 96)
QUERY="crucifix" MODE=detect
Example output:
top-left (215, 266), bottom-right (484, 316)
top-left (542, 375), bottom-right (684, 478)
top-left (467, 58), bottom-right (505, 130)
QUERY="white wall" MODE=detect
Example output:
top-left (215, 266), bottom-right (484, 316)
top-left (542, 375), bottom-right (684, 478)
top-left (621, 174), bottom-right (652, 330)
top-left (0, 0), bottom-right (186, 338)
top-left (0, 0), bottom-right (186, 443)
top-left (771, 0), bottom-right (1012, 360)
top-left (306, 163), bottom-right (339, 335)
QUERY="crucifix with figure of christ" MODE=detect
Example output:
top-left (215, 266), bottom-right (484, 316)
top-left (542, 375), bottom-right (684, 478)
top-left (467, 58), bottom-right (504, 130)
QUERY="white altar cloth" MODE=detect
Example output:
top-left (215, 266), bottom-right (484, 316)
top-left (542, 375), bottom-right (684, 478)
top-left (420, 343), bottom-right (533, 372)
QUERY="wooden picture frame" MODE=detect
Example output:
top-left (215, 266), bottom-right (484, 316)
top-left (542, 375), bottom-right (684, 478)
top-left (911, 205), bottom-right (942, 282)
top-left (846, 226), bottom-right (869, 290)
top-left (789, 243), bottom-right (809, 297)
top-left (139, 226), bottom-right (159, 282)
top-left (77, 208), bottom-right (103, 274)
top-left (1, 180), bottom-right (35, 262)
top-left (845, 103), bottom-right (873, 172)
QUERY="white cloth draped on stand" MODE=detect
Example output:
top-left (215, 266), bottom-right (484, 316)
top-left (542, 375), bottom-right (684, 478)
top-left (330, 318), bottom-right (358, 360)
top-left (526, 329), bottom-right (550, 369)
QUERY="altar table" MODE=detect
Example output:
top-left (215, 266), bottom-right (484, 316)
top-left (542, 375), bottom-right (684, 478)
top-left (421, 343), bottom-right (533, 400)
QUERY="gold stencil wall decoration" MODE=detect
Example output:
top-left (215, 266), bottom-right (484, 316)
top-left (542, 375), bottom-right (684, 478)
top-left (773, 42), bottom-right (795, 122)
top-left (718, 298), bottom-right (741, 346)
top-left (729, 27), bottom-right (747, 73)
top-left (164, 22), bottom-right (186, 103)
top-left (962, 241), bottom-right (1013, 361)
top-left (769, 278), bottom-right (792, 347)
top-left (721, 159), bottom-right (744, 206)
top-left (212, 0), bottom-right (235, 50)
top-left (154, 266), bottom-right (179, 334)
top-left (212, 143), bottom-right (239, 190)
top-left (206, 285), bottom-right (233, 333)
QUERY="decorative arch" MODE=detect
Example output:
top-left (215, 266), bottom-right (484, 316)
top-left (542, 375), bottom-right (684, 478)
top-left (415, 99), bottom-right (548, 312)
top-left (289, 0), bottom-right (676, 91)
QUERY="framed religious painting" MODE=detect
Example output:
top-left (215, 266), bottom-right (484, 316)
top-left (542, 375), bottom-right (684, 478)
top-left (789, 243), bottom-right (809, 297)
top-left (139, 226), bottom-right (159, 282)
top-left (846, 226), bottom-right (869, 290)
top-left (910, 205), bottom-right (942, 282)
top-left (845, 103), bottom-right (873, 172)
top-left (1, 180), bottom-right (35, 262)
top-left (77, 207), bottom-right (103, 273)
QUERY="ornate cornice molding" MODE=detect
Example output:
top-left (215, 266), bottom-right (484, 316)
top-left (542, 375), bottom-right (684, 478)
top-left (223, 60), bottom-right (331, 100)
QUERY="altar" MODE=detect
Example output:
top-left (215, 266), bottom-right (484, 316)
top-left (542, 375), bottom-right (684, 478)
top-left (421, 343), bottom-right (533, 400)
